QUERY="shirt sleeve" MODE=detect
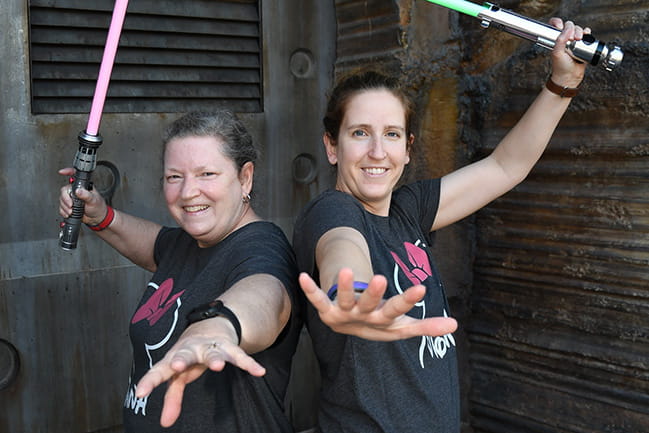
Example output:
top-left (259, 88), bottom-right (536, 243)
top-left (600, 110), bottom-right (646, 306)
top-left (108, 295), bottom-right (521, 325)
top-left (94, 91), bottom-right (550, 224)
top-left (292, 190), bottom-right (368, 276)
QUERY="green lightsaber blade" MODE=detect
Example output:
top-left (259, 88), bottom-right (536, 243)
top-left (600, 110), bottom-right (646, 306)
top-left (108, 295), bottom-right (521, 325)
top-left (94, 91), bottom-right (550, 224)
top-left (423, 0), bottom-right (487, 18)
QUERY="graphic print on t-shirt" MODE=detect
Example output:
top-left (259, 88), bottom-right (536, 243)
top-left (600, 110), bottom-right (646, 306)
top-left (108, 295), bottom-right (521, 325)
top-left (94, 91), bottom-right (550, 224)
top-left (124, 278), bottom-right (185, 416)
top-left (390, 240), bottom-right (456, 368)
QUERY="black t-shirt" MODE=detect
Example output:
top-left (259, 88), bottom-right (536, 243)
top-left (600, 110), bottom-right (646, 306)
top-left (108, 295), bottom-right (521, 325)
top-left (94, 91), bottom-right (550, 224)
top-left (123, 221), bottom-right (301, 433)
top-left (293, 180), bottom-right (460, 433)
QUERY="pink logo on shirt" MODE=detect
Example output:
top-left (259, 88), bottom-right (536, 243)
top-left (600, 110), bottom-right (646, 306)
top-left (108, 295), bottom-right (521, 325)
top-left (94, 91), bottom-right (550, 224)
top-left (131, 278), bottom-right (185, 326)
top-left (391, 242), bottom-right (432, 285)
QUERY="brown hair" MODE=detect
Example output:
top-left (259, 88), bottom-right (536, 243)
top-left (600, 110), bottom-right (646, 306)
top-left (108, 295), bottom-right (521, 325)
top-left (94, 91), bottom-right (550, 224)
top-left (322, 70), bottom-right (415, 144)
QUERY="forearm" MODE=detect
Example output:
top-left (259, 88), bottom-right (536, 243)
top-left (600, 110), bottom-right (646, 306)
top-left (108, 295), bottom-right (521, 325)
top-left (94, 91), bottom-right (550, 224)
top-left (217, 274), bottom-right (291, 353)
top-left (315, 227), bottom-right (374, 290)
top-left (94, 207), bottom-right (161, 272)
top-left (490, 86), bottom-right (573, 183)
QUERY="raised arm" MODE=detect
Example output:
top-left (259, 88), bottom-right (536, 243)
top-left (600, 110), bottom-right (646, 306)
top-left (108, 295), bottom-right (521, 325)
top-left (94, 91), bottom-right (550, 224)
top-left (300, 226), bottom-right (457, 341)
top-left (58, 167), bottom-right (160, 271)
top-left (134, 273), bottom-right (291, 427)
top-left (432, 19), bottom-right (588, 231)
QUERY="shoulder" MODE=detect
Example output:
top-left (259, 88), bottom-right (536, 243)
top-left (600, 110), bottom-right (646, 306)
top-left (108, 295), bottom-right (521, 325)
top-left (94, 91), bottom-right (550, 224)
top-left (300, 189), bottom-right (362, 215)
top-left (226, 221), bottom-right (294, 258)
top-left (296, 190), bottom-right (365, 228)
top-left (154, 226), bottom-right (191, 254)
top-left (393, 178), bottom-right (441, 203)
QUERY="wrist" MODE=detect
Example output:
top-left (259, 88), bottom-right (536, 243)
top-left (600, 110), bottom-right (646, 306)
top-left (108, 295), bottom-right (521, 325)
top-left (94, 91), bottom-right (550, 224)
top-left (545, 76), bottom-right (580, 98)
top-left (328, 281), bottom-right (369, 301)
top-left (187, 300), bottom-right (242, 345)
top-left (86, 206), bottom-right (115, 231)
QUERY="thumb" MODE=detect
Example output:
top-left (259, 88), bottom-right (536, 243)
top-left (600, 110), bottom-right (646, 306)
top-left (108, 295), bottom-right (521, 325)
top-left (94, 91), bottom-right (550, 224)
top-left (72, 186), bottom-right (93, 202)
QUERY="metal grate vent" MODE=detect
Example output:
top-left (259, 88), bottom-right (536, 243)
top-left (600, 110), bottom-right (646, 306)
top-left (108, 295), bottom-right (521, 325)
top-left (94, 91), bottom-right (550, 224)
top-left (29, 0), bottom-right (262, 114)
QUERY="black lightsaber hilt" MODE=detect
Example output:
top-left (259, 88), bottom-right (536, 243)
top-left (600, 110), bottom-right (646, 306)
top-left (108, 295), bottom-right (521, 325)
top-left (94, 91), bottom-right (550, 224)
top-left (59, 131), bottom-right (103, 251)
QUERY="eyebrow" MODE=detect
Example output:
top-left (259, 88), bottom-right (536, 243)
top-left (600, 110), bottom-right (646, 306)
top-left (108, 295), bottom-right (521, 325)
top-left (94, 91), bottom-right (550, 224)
top-left (346, 123), bottom-right (406, 132)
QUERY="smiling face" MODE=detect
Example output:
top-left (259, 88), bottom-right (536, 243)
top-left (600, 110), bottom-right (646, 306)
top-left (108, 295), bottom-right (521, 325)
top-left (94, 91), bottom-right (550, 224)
top-left (325, 89), bottom-right (411, 216)
top-left (163, 135), bottom-right (254, 247)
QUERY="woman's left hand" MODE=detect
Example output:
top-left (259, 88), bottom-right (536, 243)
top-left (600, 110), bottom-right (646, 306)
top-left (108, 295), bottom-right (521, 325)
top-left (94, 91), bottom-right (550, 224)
top-left (134, 319), bottom-right (266, 427)
top-left (299, 268), bottom-right (458, 341)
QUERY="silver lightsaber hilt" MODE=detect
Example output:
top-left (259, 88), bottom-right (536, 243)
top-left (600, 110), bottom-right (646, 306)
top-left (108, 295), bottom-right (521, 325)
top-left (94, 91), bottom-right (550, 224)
top-left (478, 3), bottom-right (623, 71)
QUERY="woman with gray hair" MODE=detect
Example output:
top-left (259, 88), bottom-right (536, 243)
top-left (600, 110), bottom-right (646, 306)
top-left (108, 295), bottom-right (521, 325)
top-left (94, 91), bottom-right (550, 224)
top-left (58, 110), bottom-right (301, 433)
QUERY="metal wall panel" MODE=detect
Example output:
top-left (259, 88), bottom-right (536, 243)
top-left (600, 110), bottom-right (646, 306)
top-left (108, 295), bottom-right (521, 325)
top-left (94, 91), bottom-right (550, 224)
top-left (465, 1), bottom-right (649, 432)
top-left (333, 0), bottom-right (403, 71)
top-left (1, 0), bottom-right (336, 432)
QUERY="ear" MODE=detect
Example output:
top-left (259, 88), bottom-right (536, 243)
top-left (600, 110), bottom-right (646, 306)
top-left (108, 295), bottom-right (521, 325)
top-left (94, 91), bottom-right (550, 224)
top-left (239, 161), bottom-right (254, 194)
top-left (323, 132), bottom-right (338, 165)
top-left (405, 133), bottom-right (414, 165)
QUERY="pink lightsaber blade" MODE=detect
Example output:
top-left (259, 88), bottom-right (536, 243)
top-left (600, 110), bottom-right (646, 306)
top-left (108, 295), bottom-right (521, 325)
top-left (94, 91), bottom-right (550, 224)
top-left (60, 0), bottom-right (129, 250)
top-left (86, 0), bottom-right (129, 136)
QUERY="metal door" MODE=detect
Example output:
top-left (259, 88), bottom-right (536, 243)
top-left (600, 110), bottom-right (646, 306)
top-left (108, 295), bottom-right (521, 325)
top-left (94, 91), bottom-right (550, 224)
top-left (0, 1), bottom-right (334, 431)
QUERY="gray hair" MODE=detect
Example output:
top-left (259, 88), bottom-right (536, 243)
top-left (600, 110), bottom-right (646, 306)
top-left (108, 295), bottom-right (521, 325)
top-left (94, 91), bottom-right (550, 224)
top-left (162, 110), bottom-right (259, 171)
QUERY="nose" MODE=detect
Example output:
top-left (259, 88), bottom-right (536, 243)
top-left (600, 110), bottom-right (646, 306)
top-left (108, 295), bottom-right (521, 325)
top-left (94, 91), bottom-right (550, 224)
top-left (180, 177), bottom-right (200, 199)
top-left (368, 136), bottom-right (387, 160)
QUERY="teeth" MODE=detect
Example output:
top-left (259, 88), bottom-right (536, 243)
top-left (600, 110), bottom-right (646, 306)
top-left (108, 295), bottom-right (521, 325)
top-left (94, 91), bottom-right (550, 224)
top-left (364, 168), bottom-right (386, 175)
top-left (184, 205), bottom-right (208, 212)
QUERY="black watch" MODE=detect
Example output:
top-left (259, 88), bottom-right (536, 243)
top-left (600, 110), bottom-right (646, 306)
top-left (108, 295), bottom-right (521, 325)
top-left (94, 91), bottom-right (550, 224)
top-left (186, 300), bottom-right (242, 344)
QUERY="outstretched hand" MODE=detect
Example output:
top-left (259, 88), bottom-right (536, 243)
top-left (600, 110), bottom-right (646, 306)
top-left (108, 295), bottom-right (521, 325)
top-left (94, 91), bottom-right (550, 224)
top-left (299, 268), bottom-right (458, 341)
top-left (134, 319), bottom-right (266, 427)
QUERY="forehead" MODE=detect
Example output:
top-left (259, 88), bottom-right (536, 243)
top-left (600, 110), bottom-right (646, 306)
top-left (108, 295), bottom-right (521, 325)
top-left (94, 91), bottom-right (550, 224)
top-left (164, 135), bottom-right (229, 165)
top-left (342, 89), bottom-right (406, 126)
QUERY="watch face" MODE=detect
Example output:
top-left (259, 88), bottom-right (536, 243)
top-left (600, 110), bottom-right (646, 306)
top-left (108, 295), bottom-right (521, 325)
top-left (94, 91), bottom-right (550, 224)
top-left (187, 300), bottom-right (224, 324)
top-left (186, 300), bottom-right (241, 344)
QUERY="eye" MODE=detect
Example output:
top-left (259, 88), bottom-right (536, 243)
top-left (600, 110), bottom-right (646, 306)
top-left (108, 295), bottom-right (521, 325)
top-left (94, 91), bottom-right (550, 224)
top-left (200, 171), bottom-right (217, 177)
top-left (386, 130), bottom-right (401, 139)
top-left (352, 129), bottom-right (368, 137)
top-left (165, 174), bottom-right (182, 183)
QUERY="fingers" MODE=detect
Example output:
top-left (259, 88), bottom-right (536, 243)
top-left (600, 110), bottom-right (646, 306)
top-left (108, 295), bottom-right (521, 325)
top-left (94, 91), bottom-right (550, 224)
top-left (380, 284), bottom-right (426, 319)
top-left (160, 379), bottom-right (185, 427)
top-left (212, 347), bottom-right (266, 377)
top-left (405, 317), bottom-right (458, 339)
top-left (299, 272), bottom-right (333, 314)
top-left (355, 275), bottom-right (388, 313)
top-left (548, 17), bottom-right (564, 31)
top-left (135, 362), bottom-right (179, 398)
top-left (333, 268), bottom-right (356, 310)
top-left (136, 339), bottom-right (267, 428)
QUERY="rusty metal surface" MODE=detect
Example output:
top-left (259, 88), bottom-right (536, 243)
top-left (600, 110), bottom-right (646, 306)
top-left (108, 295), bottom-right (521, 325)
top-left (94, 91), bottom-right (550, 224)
top-left (465, 1), bottom-right (649, 431)
top-left (333, 0), bottom-right (403, 71)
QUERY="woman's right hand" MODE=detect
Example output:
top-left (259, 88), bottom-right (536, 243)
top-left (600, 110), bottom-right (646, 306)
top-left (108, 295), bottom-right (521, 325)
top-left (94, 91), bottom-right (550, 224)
top-left (299, 268), bottom-right (458, 341)
top-left (58, 167), bottom-right (108, 226)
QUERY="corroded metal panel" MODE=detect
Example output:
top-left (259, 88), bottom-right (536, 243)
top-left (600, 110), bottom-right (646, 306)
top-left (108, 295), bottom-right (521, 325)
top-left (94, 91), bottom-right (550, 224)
top-left (334, 0), bottom-right (403, 70)
top-left (2, 1), bottom-right (335, 432)
top-left (466, 1), bottom-right (649, 432)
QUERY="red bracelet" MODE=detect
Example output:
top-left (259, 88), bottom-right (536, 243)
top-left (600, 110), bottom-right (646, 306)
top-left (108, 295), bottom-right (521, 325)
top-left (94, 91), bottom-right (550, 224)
top-left (86, 206), bottom-right (115, 231)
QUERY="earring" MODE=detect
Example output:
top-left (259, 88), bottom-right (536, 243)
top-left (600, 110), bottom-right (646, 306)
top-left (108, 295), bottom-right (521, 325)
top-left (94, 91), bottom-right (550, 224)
top-left (242, 193), bottom-right (251, 203)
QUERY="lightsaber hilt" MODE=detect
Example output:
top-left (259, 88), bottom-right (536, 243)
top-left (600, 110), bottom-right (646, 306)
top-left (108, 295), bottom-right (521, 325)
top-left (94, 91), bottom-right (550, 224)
top-left (478, 3), bottom-right (623, 71)
top-left (59, 131), bottom-right (103, 250)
